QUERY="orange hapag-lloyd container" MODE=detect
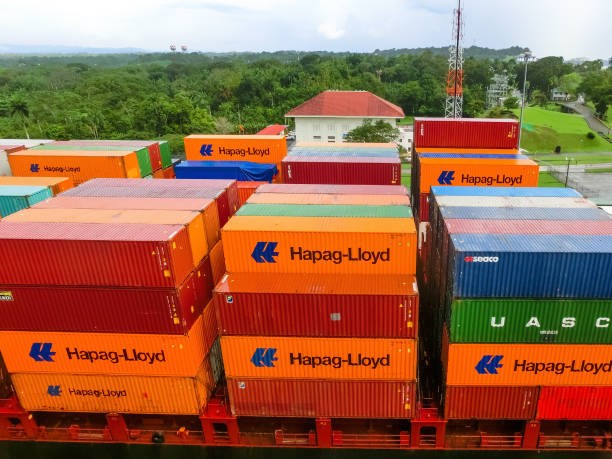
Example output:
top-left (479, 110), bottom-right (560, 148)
top-left (32, 196), bottom-right (220, 248)
top-left (418, 157), bottom-right (539, 193)
top-left (8, 150), bottom-right (141, 184)
top-left (221, 336), bottom-right (416, 380)
top-left (11, 359), bottom-right (214, 415)
top-left (247, 193), bottom-right (411, 206)
top-left (5, 208), bottom-right (208, 267)
top-left (0, 314), bottom-right (210, 377)
top-left (445, 342), bottom-right (612, 386)
top-left (0, 176), bottom-right (73, 195)
top-left (184, 135), bottom-right (287, 164)
top-left (222, 216), bottom-right (417, 275)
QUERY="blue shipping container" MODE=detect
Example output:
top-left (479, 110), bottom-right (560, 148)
top-left (439, 206), bottom-right (609, 221)
top-left (175, 160), bottom-right (278, 182)
top-left (419, 153), bottom-right (528, 159)
top-left (0, 185), bottom-right (53, 217)
top-left (448, 233), bottom-right (612, 298)
top-left (430, 186), bottom-right (582, 198)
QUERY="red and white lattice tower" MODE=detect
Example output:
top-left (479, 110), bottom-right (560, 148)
top-left (445, 0), bottom-right (464, 118)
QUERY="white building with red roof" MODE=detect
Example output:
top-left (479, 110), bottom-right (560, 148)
top-left (285, 90), bottom-right (405, 143)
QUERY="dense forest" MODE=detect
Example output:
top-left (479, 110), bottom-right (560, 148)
top-left (0, 49), bottom-right (609, 152)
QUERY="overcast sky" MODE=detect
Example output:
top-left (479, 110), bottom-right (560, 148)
top-left (1, 0), bottom-right (610, 59)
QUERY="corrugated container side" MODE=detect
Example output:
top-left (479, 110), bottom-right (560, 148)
top-left (12, 361), bottom-right (213, 414)
top-left (222, 216), bottom-right (417, 275)
top-left (236, 203), bottom-right (412, 218)
top-left (0, 177), bottom-right (73, 195)
top-left (247, 193), bottom-right (411, 206)
top-left (209, 241), bottom-right (226, 285)
top-left (419, 193), bottom-right (429, 223)
top-left (445, 342), bottom-right (612, 386)
top-left (436, 196), bottom-right (596, 208)
top-left (413, 118), bottom-right (519, 149)
top-left (214, 273), bottom-right (418, 338)
top-left (0, 222), bottom-right (194, 288)
top-left (0, 314), bottom-right (210, 377)
top-left (221, 336), bottom-right (416, 380)
top-left (0, 256), bottom-right (213, 334)
top-left (445, 219), bottom-right (612, 236)
top-left (444, 386), bottom-right (538, 419)
top-left (184, 135), bottom-right (287, 164)
top-left (448, 234), bottom-right (612, 298)
top-left (0, 185), bottom-right (53, 217)
top-left (256, 184), bottom-right (408, 195)
top-left (227, 379), bottom-right (415, 418)
top-left (431, 185), bottom-right (582, 197)
top-left (237, 181), bottom-right (267, 206)
top-left (282, 157), bottom-right (400, 185)
top-left (537, 386), bottom-right (612, 420)
top-left (158, 140), bottom-right (172, 168)
top-left (449, 299), bottom-right (612, 344)
top-left (440, 206), bottom-right (610, 221)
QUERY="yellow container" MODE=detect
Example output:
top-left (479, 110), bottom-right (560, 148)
top-left (222, 216), bottom-right (416, 275)
top-left (0, 315), bottom-right (209, 377)
top-left (5, 208), bottom-right (208, 267)
top-left (221, 336), bottom-right (416, 381)
top-left (0, 176), bottom-right (73, 195)
top-left (12, 360), bottom-right (214, 414)
top-left (8, 150), bottom-right (141, 184)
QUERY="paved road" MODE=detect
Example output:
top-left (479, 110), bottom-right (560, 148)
top-left (563, 101), bottom-right (612, 136)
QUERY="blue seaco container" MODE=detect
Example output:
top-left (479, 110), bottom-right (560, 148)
top-left (447, 233), bottom-right (612, 298)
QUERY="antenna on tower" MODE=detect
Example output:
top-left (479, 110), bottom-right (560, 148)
top-left (445, 0), bottom-right (464, 118)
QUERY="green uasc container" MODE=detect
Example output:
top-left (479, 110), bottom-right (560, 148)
top-left (0, 185), bottom-right (53, 217)
top-left (32, 144), bottom-right (152, 177)
top-left (449, 298), bottom-right (612, 344)
top-left (235, 203), bottom-right (413, 218)
top-left (157, 140), bottom-right (172, 168)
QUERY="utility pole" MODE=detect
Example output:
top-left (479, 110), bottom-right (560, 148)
top-left (445, 0), bottom-right (464, 118)
top-left (518, 48), bottom-right (535, 150)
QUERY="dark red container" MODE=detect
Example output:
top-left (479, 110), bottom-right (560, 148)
top-left (64, 183), bottom-right (232, 227)
top-left (0, 257), bottom-right (213, 334)
top-left (53, 140), bottom-right (163, 172)
top-left (537, 386), bottom-right (612, 420)
top-left (413, 118), bottom-right (519, 149)
top-left (214, 273), bottom-right (418, 338)
top-left (444, 219), bottom-right (612, 235)
top-left (418, 193), bottom-right (430, 223)
top-left (444, 386), bottom-right (539, 420)
top-left (227, 379), bottom-right (416, 418)
top-left (281, 157), bottom-right (401, 185)
top-left (80, 178), bottom-right (239, 224)
top-left (257, 183), bottom-right (408, 195)
top-left (0, 222), bottom-right (193, 288)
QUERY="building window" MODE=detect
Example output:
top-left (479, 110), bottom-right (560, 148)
top-left (313, 136), bottom-right (321, 142)
top-left (328, 136), bottom-right (335, 143)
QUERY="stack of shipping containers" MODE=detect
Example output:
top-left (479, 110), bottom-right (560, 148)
top-left (215, 183), bottom-right (419, 418)
top-left (282, 143), bottom-right (400, 185)
top-left (0, 177), bottom-right (244, 414)
top-left (426, 186), bottom-right (612, 420)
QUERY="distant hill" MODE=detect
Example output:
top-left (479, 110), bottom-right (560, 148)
top-left (0, 44), bottom-right (146, 55)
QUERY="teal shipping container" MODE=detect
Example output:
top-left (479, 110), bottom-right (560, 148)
top-left (0, 185), bottom-right (53, 217)
top-left (236, 203), bottom-right (413, 218)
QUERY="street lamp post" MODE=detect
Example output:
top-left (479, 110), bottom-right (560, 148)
top-left (518, 48), bottom-right (535, 151)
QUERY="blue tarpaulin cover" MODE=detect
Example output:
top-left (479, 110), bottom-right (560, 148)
top-left (175, 160), bottom-right (278, 182)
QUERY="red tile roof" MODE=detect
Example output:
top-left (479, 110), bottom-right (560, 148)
top-left (285, 90), bottom-right (405, 118)
top-left (256, 124), bottom-right (288, 135)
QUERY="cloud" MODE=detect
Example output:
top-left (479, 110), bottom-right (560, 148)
top-left (317, 23), bottom-right (346, 40)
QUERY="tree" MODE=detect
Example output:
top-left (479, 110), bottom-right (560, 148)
top-left (531, 90), bottom-right (548, 107)
top-left (345, 120), bottom-right (400, 143)
top-left (558, 73), bottom-right (582, 98)
top-left (503, 96), bottom-right (519, 110)
top-left (214, 117), bottom-right (234, 134)
top-left (9, 94), bottom-right (30, 139)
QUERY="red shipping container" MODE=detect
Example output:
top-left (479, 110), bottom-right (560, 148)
top-left (0, 222), bottom-right (193, 288)
top-left (0, 257), bottom-right (213, 334)
top-left (214, 273), bottom-right (418, 338)
top-left (444, 386), bottom-right (538, 419)
top-left (209, 241), bottom-right (226, 285)
top-left (537, 386), bottom-right (612, 420)
top-left (227, 379), bottom-right (415, 418)
top-left (161, 165), bottom-right (175, 179)
top-left (81, 178), bottom-right (239, 222)
top-left (282, 157), bottom-right (401, 185)
top-left (237, 181), bottom-right (266, 206)
top-left (63, 183), bottom-right (232, 227)
top-left (418, 193), bottom-right (430, 223)
top-left (444, 219), bottom-right (612, 236)
top-left (0, 145), bottom-right (25, 153)
top-left (256, 184), bottom-right (408, 195)
top-left (53, 140), bottom-right (163, 172)
top-left (413, 118), bottom-right (519, 149)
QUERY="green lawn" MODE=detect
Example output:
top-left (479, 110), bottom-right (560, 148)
top-left (585, 167), bottom-right (612, 173)
top-left (538, 171), bottom-right (565, 187)
top-left (512, 106), bottom-right (611, 153)
top-left (532, 152), bottom-right (612, 165)
top-left (398, 117), bottom-right (414, 125)
top-left (401, 172), bottom-right (411, 187)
